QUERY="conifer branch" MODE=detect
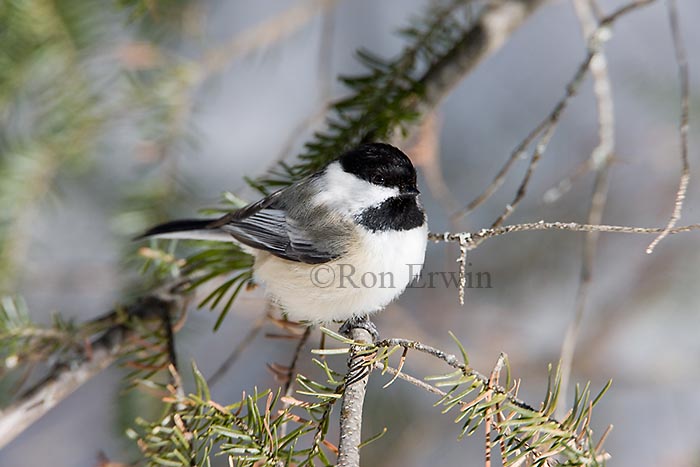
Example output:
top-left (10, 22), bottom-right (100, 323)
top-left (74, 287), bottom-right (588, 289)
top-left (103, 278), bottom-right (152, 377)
top-left (132, 330), bottom-right (612, 466)
top-left (0, 284), bottom-right (188, 449)
top-left (359, 335), bottom-right (612, 465)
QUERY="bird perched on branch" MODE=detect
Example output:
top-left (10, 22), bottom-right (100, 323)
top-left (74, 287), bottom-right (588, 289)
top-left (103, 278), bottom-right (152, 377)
top-left (138, 143), bottom-right (427, 332)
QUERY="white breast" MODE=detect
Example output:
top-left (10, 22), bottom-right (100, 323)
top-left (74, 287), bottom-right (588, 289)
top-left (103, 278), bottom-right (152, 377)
top-left (253, 222), bottom-right (428, 323)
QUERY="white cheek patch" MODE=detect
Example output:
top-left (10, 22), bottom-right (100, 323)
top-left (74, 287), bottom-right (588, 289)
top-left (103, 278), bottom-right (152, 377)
top-left (312, 162), bottom-right (398, 217)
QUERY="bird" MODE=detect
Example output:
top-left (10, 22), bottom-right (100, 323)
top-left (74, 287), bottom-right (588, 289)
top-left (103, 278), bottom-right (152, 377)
top-left (138, 142), bottom-right (428, 330)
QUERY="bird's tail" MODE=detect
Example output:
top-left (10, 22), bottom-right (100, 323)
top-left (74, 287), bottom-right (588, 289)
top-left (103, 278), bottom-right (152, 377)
top-left (135, 218), bottom-right (234, 242)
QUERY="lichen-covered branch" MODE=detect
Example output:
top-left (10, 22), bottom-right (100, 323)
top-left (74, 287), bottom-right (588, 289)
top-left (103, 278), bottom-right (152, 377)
top-left (645, 0), bottom-right (691, 254)
top-left (430, 220), bottom-right (700, 248)
top-left (431, 221), bottom-right (700, 303)
top-left (337, 326), bottom-right (374, 467)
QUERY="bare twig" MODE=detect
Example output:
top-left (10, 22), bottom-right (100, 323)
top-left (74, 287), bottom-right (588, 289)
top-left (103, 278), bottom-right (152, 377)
top-left (457, 233), bottom-right (470, 305)
top-left (430, 220), bottom-right (700, 249)
top-left (453, 115), bottom-right (551, 221)
top-left (452, 0), bottom-right (657, 223)
top-left (337, 326), bottom-right (374, 467)
top-left (646, 0), bottom-right (690, 254)
top-left (489, 121), bottom-right (559, 228)
top-left (277, 327), bottom-right (313, 439)
top-left (557, 0), bottom-right (615, 420)
top-left (431, 219), bottom-right (699, 301)
top-left (209, 314), bottom-right (267, 387)
top-left (283, 327), bottom-right (312, 396)
top-left (373, 361), bottom-right (443, 397)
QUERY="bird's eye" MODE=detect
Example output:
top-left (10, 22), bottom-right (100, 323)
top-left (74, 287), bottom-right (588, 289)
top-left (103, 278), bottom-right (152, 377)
top-left (372, 175), bottom-right (385, 185)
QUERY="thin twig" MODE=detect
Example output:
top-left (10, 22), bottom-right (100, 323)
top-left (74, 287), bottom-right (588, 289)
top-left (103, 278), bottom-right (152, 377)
top-left (373, 361), bottom-right (442, 396)
top-left (209, 314), bottom-right (267, 387)
top-left (376, 338), bottom-right (541, 415)
top-left (452, 0), bottom-right (657, 223)
top-left (278, 327), bottom-right (313, 439)
top-left (557, 0), bottom-right (615, 420)
top-left (453, 116), bottom-right (551, 221)
top-left (283, 327), bottom-right (312, 397)
top-left (489, 120), bottom-right (560, 228)
top-left (430, 220), bottom-right (700, 250)
top-left (646, 0), bottom-right (690, 254)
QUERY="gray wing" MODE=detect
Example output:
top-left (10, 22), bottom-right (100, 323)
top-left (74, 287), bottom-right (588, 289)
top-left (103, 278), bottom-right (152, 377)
top-left (211, 189), bottom-right (341, 264)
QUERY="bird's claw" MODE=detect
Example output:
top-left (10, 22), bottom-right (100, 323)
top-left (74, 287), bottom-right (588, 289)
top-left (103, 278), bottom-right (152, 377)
top-left (339, 315), bottom-right (379, 343)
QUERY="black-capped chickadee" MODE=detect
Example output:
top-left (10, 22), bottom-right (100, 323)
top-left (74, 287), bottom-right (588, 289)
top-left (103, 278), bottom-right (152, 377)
top-left (139, 143), bottom-right (427, 325)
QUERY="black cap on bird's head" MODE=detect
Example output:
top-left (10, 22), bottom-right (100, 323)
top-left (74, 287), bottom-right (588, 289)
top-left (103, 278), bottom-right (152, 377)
top-left (338, 143), bottom-right (419, 195)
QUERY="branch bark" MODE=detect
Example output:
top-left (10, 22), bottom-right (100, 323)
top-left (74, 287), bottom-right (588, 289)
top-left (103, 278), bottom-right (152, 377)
top-left (336, 326), bottom-right (373, 467)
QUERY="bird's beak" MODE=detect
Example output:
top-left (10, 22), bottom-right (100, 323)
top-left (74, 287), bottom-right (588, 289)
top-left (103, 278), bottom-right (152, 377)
top-left (401, 186), bottom-right (420, 196)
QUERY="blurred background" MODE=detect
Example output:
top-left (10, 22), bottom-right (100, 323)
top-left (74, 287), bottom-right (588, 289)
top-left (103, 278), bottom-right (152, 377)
top-left (1, 0), bottom-right (699, 466)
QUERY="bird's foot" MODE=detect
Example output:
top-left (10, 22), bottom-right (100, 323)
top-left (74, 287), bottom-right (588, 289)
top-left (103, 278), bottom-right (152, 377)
top-left (339, 315), bottom-right (379, 343)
